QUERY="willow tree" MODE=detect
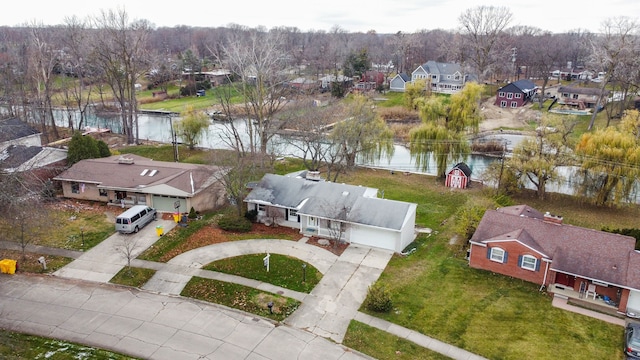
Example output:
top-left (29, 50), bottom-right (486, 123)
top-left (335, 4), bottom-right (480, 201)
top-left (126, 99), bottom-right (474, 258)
top-left (575, 110), bottom-right (640, 206)
top-left (329, 94), bottom-right (394, 169)
top-left (410, 82), bottom-right (483, 177)
top-left (506, 114), bottom-right (576, 199)
top-left (175, 106), bottom-right (209, 150)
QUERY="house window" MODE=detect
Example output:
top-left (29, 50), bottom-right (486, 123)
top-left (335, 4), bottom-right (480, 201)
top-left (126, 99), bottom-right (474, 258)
top-left (498, 92), bottom-right (505, 98)
top-left (489, 247), bottom-right (507, 263)
top-left (515, 93), bottom-right (522, 98)
top-left (99, 189), bottom-right (108, 197)
top-left (330, 220), bottom-right (342, 230)
top-left (511, 102), bottom-right (518, 108)
top-left (288, 209), bottom-right (299, 222)
top-left (507, 93), bottom-right (513, 99)
top-left (572, 94), bottom-right (579, 99)
top-left (520, 255), bottom-right (538, 271)
top-left (500, 100), bottom-right (507, 108)
top-left (71, 183), bottom-right (80, 194)
top-left (308, 216), bottom-right (318, 227)
top-left (454, 75), bottom-right (461, 80)
top-left (432, 75), bottom-right (437, 80)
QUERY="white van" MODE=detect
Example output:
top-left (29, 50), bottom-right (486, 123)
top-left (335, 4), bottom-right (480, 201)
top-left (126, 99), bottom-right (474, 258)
top-left (115, 205), bottom-right (157, 233)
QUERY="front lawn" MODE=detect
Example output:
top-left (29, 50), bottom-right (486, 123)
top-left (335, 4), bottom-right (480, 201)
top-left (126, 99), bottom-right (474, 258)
top-left (110, 267), bottom-right (156, 288)
top-left (181, 277), bottom-right (300, 322)
top-left (203, 253), bottom-right (321, 293)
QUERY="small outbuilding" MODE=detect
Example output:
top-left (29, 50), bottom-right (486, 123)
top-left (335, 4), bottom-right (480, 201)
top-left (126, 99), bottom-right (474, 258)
top-left (445, 162), bottom-right (472, 189)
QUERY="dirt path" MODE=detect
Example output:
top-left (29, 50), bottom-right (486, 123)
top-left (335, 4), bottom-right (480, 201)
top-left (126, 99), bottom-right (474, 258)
top-left (479, 96), bottom-right (542, 132)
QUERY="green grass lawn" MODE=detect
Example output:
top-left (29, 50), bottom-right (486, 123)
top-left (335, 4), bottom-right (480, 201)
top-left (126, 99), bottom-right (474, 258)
top-left (110, 267), bottom-right (156, 288)
top-left (339, 168), bottom-right (630, 360)
top-left (0, 331), bottom-right (136, 359)
top-left (343, 321), bottom-right (451, 360)
top-left (203, 253), bottom-right (321, 293)
top-left (181, 277), bottom-right (300, 322)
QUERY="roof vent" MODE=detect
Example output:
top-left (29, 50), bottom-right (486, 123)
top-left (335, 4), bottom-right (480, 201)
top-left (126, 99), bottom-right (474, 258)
top-left (342, 191), bottom-right (349, 196)
top-left (118, 156), bottom-right (134, 165)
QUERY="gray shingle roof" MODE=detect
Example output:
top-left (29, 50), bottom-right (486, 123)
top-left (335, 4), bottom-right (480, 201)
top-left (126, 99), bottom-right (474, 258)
top-left (245, 174), bottom-right (415, 231)
top-left (0, 118), bottom-right (40, 143)
top-left (53, 154), bottom-right (221, 197)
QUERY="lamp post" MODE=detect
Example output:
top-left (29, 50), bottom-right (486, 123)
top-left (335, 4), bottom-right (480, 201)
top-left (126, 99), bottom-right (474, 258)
top-left (302, 263), bottom-right (307, 283)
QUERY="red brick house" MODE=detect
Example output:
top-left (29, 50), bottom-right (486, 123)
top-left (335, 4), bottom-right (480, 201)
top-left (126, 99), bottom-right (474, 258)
top-left (494, 80), bottom-right (537, 108)
top-left (469, 205), bottom-right (640, 318)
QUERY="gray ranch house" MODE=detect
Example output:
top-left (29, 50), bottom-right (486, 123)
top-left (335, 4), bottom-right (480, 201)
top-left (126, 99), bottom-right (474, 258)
top-left (244, 173), bottom-right (417, 253)
top-left (53, 154), bottom-right (226, 213)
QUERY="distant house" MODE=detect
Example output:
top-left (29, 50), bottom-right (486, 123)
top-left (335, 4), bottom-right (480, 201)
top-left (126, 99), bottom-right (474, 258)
top-left (556, 86), bottom-right (609, 110)
top-left (469, 204), bottom-right (640, 318)
top-left (410, 61), bottom-right (474, 94)
top-left (494, 80), bottom-right (537, 108)
top-left (0, 117), bottom-right (67, 176)
top-left (389, 73), bottom-right (411, 92)
top-left (445, 162), bottom-right (472, 189)
top-left (53, 154), bottom-right (226, 213)
top-left (244, 173), bottom-right (417, 252)
top-left (353, 71), bottom-right (385, 92)
top-left (318, 74), bottom-right (352, 91)
top-left (288, 77), bottom-right (317, 92)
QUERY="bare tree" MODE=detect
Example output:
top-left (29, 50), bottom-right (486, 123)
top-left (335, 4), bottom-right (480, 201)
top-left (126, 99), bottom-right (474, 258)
top-left (458, 5), bottom-right (513, 82)
top-left (114, 235), bottom-right (140, 270)
top-left (221, 27), bottom-right (293, 156)
top-left (587, 17), bottom-right (640, 129)
top-left (91, 7), bottom-right (151, 144)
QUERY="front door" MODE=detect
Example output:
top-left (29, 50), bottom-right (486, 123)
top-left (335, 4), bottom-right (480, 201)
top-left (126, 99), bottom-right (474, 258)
top-left (556, 273), bottom-right (575, 288)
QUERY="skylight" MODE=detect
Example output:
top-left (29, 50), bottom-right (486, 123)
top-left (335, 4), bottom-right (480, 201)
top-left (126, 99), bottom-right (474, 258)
top-left (140, 169), bottom-right (149, 176)
top-left (148, 169), bottom-right (158, 177)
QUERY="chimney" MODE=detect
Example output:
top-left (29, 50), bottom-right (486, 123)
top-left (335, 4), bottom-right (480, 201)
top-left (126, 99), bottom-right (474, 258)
top-left (543, 211), bottom-right (563, 225)
top-left (306, 170), bottom-right (322, 182)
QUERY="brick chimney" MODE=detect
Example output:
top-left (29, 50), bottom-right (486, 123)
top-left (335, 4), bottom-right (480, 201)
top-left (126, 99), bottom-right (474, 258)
top-left (543, 211), bottom-right (563, 225)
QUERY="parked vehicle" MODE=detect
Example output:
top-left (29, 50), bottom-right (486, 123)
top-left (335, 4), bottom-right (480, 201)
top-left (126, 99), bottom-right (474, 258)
top-left (115, 205), bottom-right (157, 233)
top-left (625, 322), bottom-right (640, 359)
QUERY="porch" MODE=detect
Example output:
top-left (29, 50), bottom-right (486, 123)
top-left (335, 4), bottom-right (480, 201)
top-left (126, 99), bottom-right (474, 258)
top-left (549, 284), bottom-right (623, 318)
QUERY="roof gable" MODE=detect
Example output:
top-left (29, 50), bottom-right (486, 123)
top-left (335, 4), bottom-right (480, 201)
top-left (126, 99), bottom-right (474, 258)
top-left (449, 162), bottom-right (471, 177)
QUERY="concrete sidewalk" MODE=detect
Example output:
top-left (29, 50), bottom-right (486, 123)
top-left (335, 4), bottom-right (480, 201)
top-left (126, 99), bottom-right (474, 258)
top-left (0, 274), bottom-right (372, 360)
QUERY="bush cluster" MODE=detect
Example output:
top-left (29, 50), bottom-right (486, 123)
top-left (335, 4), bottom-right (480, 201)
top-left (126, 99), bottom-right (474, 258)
top-left (363, 283), bottom-right (393, 313)
top-left (217, 214), bottom-right (252, 232)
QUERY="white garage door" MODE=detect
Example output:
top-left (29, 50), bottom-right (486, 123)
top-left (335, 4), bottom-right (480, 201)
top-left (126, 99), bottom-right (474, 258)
top-left (350, 225), bottom-right (397, 252)
top-left (152, 195), bottom-right (186, 212)
top-left (628, 290), bottom-right (640, 313)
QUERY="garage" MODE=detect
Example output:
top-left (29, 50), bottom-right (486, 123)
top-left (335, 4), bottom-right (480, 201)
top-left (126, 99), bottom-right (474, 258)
top-left (152, 195), bottom-right (187, 213)
top-left (627, 290), bottom-right (640, 316)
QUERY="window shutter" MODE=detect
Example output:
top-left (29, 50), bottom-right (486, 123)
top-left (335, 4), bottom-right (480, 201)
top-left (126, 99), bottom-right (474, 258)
top-left (518, 255), bottom-right (523, 267)
top-left (503, 251), bottom-right (508, 263)
top-left (535, 259), bottom-right (541, 272)
top-left (486, 247), bottom-right (491, 259)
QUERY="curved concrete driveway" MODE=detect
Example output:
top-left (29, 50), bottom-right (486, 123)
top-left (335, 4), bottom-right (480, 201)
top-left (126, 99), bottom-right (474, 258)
top-left (143, 239), bottom-right (338, 296)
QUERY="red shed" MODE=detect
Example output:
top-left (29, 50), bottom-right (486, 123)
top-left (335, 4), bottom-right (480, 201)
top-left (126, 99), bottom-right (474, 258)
top-left (445, 162), bottom-right (472, 189)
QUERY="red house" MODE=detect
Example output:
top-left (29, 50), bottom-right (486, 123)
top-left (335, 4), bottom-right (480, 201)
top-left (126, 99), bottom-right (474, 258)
top-left (445, 162), bottom-right (472, 189)
top-left (495, 79), bottom-right (537, 108)
top-left (469, 205), bottom-right (640, 319)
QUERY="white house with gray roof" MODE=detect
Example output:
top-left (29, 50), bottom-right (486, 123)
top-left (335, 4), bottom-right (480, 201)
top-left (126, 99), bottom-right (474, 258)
top-left (244, 173), bottom-right (417, 252)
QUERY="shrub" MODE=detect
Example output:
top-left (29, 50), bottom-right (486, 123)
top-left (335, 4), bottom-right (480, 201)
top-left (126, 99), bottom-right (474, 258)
top-left (244, 209), bottom-right (258, 222)
top-left (363, 283), bottom-right (393, 313)
top-left (188, 207), bottom-right (197, 219)
top-left (217, 214), bottom-right (252, 232)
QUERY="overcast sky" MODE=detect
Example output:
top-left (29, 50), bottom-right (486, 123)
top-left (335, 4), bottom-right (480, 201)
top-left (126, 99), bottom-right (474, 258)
top-left (3, 1), bottom-right (639, 34)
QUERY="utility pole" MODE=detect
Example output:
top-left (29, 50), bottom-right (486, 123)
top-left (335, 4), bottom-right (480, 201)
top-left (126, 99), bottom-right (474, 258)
top-left (168, 115), bottom-right (179, 162)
